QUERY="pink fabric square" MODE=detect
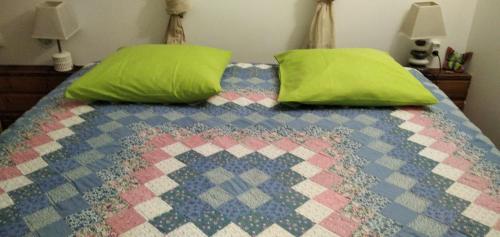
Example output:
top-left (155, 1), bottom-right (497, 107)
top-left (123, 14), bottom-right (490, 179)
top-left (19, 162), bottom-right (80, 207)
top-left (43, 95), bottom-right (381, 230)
top-left (27, 134), bottom-right (53, 147)
top-left (458, 174), bottom-right (490, 191)
top-left (495, 220), bottom-right (500, 231)
top-left (315, 190), bottom-right (350, 211)
top-left (148, 134), bottom-right (175, 148)
top-left (431, 141), bottom-right (457, 154)
top-left (134, 166), bottom-right (164, 184)
top-left (247, 93), bottom-right (267, 102)
top-left (475, 194), bottom-right (500, 213)
top-left (410, 116), bottom-right (433, 127)
top-left (182, 135), bottom-right (207, 148)
top-left (419, 128), bottom-right (445, 139)
top-left (304, 139), bottom-right (330, 152)
top-left (120, 185), bottom-right (155, 206)
top-left (11, 149), bottom-right (39, 164)
top-left (273, 138), bottom-right (299, 151)
top-left (443, 156), bottom-right (472, 171)
top-left (0, 167), bottom-right (22, 181)
top-left (106, 208), bottom-right (146, 234)
top-left (212, 136), bottom-right (239, 149)
top-left (40, 121), bottom-right (64, 133)
top-left (221, 92), bottom-right (240, 100)
top-left (320, 212), bottom-right (359, 237)
top-left (51, 110), bottom-right (74, 120)
top-left (309, 153), bottom-right (336, 169)
top-left (311, 171), bottom-right (343, 188)
top-left (142, 149), bottom-right (170, 164)
top-left (243, 137), bottom-right (268, 150)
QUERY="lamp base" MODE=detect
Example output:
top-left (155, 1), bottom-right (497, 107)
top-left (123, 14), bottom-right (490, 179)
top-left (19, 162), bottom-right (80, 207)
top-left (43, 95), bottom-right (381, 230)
top-left (408, 39), bottom-right (430, 70)
top-left (53, 51), bottom-right (73, 72)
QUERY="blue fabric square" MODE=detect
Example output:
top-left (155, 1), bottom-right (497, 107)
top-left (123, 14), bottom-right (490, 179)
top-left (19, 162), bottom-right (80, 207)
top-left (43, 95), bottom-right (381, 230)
top-left (73, 174), bottom-right (103, 193)
top-left (9, 183), bottom-right (43, 203)
top-left (177, 198), bottom-right (212, 220)
top-left (256, 201), bottom-right (291, 221)
top-left (97, 144), bottom-right (121, 155)
top-left (173, 117), bottom-right (197, 127)
top-left (86, 157), bottom-right (114, 172)
top-left (287, 119), bottom-right (309, 130)
top-left (176, 150), bottom-right (205, 165)
top-left (363, 163), bottom-right (393, 179)
top-left (382, 203), bottom-right (417, 225)
top-left (50, 159), bottom-right (81, 173)
top-left (344, 120), bottom-right (366, 130)
top-left (184, 176), bottom-right (215, 196)
top-left (256, 160), bottom-right (288, 176)
top-left (396, 227), bottom-right (424, 237)
top-left (220, 177), bottom-right (251, 196)
top-left (351, 131), bottom-right (373, 146)
top-left (223, 160), bottom-right (253, 174)
top-left (150, 210), bottom-right (189, 234)
top-left (231, 119), bottom-right (253, 128)
top-left (37, 220), bottom-right (72, 237)
top-left (108, 126), bottom-right (135, 140)
top-left (202, 117), bottom-right (226, 127)
top-left (191, 160), bottom-right (218, 173)
top-left (54, 196), bottom-right (90, 217)
top-left (117, 116), bottom-right (141, 126)
top-left (259, 119), bottom-right (282, 130)
top-left (36, 175), bottom-right (67, 192)
top-left (315, 119), bottom-right (339, 130)
top-left (258, 180), bottom-right (289, 196)
top-left (358, 146), bottom-right (384, 161)
top-left (0, 220), bottom-right (29, 237)
top-left (425, 204), bottom-right (458, 225)
top-left (15, 195), bottom-right (50, 216)
top-left (145, 116), bottom-right (168, 127)
top-left (217, 199), bottom-right (251, 220)
top-left (371, 182), bottom-right (405, 200)
top-left (411, 182), bottom-right (442, 200)
top-left (400, 163), bottom-right (429, 179)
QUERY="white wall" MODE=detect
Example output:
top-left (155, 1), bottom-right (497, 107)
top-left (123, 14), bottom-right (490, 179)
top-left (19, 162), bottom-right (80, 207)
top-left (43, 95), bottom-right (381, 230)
top-left (0, 0), bottom-right (477, 65)
top-left (464, 0), bottom-right (500, 147)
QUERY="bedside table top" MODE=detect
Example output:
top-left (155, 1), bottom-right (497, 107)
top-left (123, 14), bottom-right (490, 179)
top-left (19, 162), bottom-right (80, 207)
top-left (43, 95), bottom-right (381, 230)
top-left (0, 65), bottom-right (83, 76)
top-left (423, 68), bottom-right (472, 81)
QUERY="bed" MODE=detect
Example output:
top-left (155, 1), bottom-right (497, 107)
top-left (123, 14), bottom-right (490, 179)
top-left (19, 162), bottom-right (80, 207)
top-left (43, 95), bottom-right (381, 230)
top-left (0, 63), bottom-right (498, 237)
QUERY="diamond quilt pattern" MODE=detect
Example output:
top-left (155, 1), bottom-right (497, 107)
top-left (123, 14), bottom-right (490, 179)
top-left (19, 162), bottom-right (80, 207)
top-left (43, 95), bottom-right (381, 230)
top-left (0, 64), bottom-right (499, 237)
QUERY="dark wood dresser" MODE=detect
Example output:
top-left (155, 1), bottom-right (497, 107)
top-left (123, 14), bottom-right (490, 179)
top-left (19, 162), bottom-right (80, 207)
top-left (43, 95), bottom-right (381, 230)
top-left (422, 69), bottom-right (472, 110)
top-left (0, 65), bottom-right (82, 130)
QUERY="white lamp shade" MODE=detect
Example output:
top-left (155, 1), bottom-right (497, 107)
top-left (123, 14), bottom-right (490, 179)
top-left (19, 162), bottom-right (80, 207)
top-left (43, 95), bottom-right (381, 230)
top-left (32, 1), bottom-right (79, 40)
top-left (400, 2), bottom-right (446, 40)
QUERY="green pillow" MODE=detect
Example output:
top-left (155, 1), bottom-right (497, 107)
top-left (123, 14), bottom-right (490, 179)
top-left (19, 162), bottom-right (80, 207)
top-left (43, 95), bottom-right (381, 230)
top-left (275, 48), bottom-right (438, 106)
top-left (65, 44), bottom-right (232, 103)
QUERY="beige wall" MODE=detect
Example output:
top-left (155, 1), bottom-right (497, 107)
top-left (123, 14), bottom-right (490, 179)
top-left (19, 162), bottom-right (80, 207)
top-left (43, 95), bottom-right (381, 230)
top-left (0, 0), bottom-right (477, 65)
top-left (464, 0), bottom-right (500, 147)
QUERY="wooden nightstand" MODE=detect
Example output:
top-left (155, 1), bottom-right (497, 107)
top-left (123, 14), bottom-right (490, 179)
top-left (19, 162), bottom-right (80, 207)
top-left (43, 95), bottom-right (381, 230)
top-left (422, 68), bottom-right (472, 110)
top-left (0, 65), bottom-right (82, 129)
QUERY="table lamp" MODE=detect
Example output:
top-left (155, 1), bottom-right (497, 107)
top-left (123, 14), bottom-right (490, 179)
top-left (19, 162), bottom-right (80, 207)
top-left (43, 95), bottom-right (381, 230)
top-left (32, 1), bottom-right (79, 72)
top-left (400, 2), bottom-right (446, 69)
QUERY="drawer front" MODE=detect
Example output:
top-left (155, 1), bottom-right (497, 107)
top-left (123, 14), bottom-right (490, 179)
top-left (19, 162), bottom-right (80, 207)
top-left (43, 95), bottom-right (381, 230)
top-left (0, 94), bottom-right (44, 112)
top-left (0, 77), bottom-right (50, 93)
top-left (0, 112), bottom-right (24, 129)
top-left (435, 80), bottom-right (470, 99)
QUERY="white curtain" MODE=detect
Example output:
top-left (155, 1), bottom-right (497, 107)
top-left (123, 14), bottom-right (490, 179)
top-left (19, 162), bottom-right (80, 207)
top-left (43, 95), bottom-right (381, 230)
top-left (306, 0), bottom-right (335, 48)
top-left (165, 0), bottom-right (191, 44)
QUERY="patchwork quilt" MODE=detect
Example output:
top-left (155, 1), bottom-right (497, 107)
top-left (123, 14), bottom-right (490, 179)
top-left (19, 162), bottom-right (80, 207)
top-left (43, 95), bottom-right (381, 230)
top-left (0, 63), bottom-right (499, 237)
